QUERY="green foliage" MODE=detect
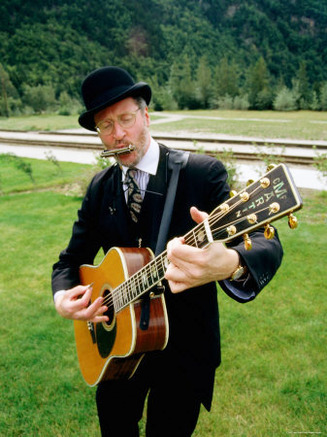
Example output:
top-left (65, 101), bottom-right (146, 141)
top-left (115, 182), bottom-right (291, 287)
top-left (313, 148), bottom-right (327, 183)
top-left (169, 56), bottom-right (198, 109)
top-left (0, 63), bottom-right (19, 117)
top-left (320, 82), bottom-right (327, 111)
top-left (23, 84), bottom-right (57, 114)
top-left (273, 86), bottom-right (299, 111)
top-left (196, 57), bottom-right (212, 109)
top-left (213, 58), bottom-right (240, 100)
top-left (0, 0), bottom-right (326, 114)
top-left (246, 57), bottom-right (272, 109)
top-left (45, 151), bottom-right (63, 174)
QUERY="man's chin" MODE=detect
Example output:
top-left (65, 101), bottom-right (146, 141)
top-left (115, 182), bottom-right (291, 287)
top-left (117, 151), bottom-right (138, 167)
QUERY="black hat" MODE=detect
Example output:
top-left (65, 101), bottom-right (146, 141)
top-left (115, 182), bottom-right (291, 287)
top-left (78, 66), bottom-right (152, 131)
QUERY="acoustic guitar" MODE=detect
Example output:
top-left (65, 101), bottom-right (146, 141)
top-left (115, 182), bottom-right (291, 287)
top-left (74, 163), bottom-right (303, 386)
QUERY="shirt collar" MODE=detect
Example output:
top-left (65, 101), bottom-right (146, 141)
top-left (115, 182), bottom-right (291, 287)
top-left (122, 137), bottom-right (159, 176)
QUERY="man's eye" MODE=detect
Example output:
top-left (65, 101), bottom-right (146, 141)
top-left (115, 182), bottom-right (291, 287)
top-left (102, 121), bottom-right (113, 129)
top-left (120, 114), bottom-right (134, 122)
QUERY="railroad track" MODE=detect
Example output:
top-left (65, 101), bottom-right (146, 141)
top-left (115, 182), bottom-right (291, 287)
top-left (0, 130), bottom-right (326, 166)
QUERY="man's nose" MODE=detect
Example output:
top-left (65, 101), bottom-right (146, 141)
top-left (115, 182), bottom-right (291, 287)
top-left (112, 121), bottom-right (125, 139)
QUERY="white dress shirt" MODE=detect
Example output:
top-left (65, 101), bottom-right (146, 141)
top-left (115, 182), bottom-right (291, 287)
top-left (121, 137), bottom-right (160, 201)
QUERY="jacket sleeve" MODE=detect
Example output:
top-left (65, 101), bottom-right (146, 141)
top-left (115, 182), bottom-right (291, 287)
top-left (220, 227), bottom-right (283, 302)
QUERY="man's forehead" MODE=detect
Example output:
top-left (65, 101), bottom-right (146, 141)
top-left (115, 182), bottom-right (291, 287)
top-left (94, 97), bottom-right (137, 122)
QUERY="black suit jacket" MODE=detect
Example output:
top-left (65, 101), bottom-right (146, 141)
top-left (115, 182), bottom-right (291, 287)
top-left (52, 144), bottom-right (283, 409)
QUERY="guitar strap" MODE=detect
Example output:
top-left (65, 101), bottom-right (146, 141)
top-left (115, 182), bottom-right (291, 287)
top-left (140, 149), bottom-right (189, 331)
top-left (155, 149), bottom-right (190, 256)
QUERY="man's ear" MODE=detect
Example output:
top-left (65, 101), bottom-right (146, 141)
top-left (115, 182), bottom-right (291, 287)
top-left (144, 107), bottom-right (150, 127)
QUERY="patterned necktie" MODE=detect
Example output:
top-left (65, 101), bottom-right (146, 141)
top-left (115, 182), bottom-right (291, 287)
top-left (125, 169), bottom-right (143, 223)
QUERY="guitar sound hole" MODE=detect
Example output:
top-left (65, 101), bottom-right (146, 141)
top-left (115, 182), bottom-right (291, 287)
top-left (102, 289), bottom-right (115, 328)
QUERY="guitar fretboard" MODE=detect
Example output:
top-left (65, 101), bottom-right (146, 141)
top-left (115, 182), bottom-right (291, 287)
top-left (111, 163), bottom-right (302, 313)
top-left (112, 218), bottom-right (212, 312)
top-left (112, 251), bottom-right (167, 312)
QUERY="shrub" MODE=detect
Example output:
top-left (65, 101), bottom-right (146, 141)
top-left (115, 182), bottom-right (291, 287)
top-left (273, 86), bottom-right (298, 111)
top-left (23, 84), bottom-right (57, 114)
top-left (320, 83), bottom-right (327, 111)
top-left (233, 94), bottom-right (250, 110)
top-left (217, 94), bottom-right (234, 110)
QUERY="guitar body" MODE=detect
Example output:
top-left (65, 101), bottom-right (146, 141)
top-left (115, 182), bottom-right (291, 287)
top-left (74, 247), bottom-right (169, 386)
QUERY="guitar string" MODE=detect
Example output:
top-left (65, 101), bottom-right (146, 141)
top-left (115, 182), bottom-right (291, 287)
top-left (101, 252), bottom-right (167, 310)
top-left (102, 183), bottom-right (266, 312)
top-left (184, 184), bottom-right (263, 247)
top-left (102, 185), bottom-right (264, 311)
top-left (103, 193), bottom-right (261, 311)
top-left (100, 250), bottom-right (170, 312)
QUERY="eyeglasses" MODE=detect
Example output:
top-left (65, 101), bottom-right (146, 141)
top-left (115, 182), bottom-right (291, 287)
top-left (95, 108), bottom-right (141, 135)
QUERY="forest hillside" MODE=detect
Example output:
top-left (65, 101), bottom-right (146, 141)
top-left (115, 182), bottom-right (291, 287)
top-left (0, 0), bottom-right (326, 114)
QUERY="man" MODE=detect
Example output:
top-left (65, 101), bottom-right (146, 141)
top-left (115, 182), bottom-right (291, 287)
top-left (52, 66), bottom-right (283, 436)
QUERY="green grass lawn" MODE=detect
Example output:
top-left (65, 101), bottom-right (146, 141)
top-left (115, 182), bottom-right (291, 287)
top-left (0, 154), bottom-right (326, 436)
top-left (1, 110), bottom-right (327, 140)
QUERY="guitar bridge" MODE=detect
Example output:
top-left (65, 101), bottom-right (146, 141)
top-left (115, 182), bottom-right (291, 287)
top-left (87, 321), bottom-right (96, 344)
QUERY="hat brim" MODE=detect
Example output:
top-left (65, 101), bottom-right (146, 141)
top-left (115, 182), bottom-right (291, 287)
top-left (78, 82), bottom-right (151, 131)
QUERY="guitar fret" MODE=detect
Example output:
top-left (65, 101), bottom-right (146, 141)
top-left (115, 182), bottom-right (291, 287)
top-left (90, 164), bottom-right (303, 317)
top-left (114, 254), bottom-right (168, 313)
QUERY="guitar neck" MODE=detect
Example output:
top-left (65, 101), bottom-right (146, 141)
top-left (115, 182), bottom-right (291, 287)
top-left (112, 250), bottom-right (168, 312)
top-left (112, 220), bottom-right (214, 312)
top-left (112, 163), bottom-right (302, 313)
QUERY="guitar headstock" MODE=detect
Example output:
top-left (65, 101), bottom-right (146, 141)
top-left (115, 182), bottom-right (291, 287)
top-left (208, 163), bottom-right (303, 248)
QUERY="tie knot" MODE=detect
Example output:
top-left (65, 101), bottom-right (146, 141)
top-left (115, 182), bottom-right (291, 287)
top-left (125, 168), bottom-right (137, 183)
top-left (127, 168), bottom-right (137, 177)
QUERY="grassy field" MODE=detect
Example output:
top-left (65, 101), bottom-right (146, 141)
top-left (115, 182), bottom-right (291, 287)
top-left (1, 109), bottom-right (327, 140)
top-left (0, 116), bottom-right (326, 435)
top-left (150, 110), bottom-right (327, 141)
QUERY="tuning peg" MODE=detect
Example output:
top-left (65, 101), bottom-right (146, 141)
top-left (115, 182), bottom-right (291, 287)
top-left (243, 233), bottom-right (252, 251)
top-left (260, 177), bottom-right (270, 189)
top-left (264, 224), bottom-right (275, 239)
top-left (246, 179), bottom-right (254, 186)
top-left (266, 163), bottom-right (277, 171)
top-left (230, 190), bottom-right (238, 198)
top-left (288, 213), bottom-right (298, 229)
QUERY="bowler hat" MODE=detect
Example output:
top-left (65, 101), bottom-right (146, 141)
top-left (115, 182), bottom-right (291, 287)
top-left (78, 66), bottom-right (152, 131)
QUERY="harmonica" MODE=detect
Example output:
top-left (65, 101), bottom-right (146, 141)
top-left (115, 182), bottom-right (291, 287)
top-left (100, 145), bottom-right (135, 158)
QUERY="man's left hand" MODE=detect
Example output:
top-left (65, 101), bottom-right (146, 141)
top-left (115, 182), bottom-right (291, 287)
top-left (165, 207), bottom-right (240, 293)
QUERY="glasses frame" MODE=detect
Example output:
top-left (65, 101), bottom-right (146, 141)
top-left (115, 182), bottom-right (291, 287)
top-left (95, 108), bottom-right (141, 135)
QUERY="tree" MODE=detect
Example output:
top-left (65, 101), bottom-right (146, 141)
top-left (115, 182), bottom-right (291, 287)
top-left (246, 56), bottom-right (272, 109)
top-left (0, 64), bottom-right (22, 117)
top-left (296, 61), bottom-right (311, 109)
top-left (23, 84), bottom-right (57, 114)
top-left (169, 56), bottom-right (196, 109)
top-left (0, 65), bottom-right (9, 117)
top-left (213, 58), bottom-right (239, 99)
top-left (0, 63), bottom-right (18, 117)
top-left (196, 56), bottom-right (212, 108)
top-left (320, 82), bottom-right (327, 111)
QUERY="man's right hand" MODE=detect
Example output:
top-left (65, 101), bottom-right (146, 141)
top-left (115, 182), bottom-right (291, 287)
top-left (54, 284), bottom-right (109, 323)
